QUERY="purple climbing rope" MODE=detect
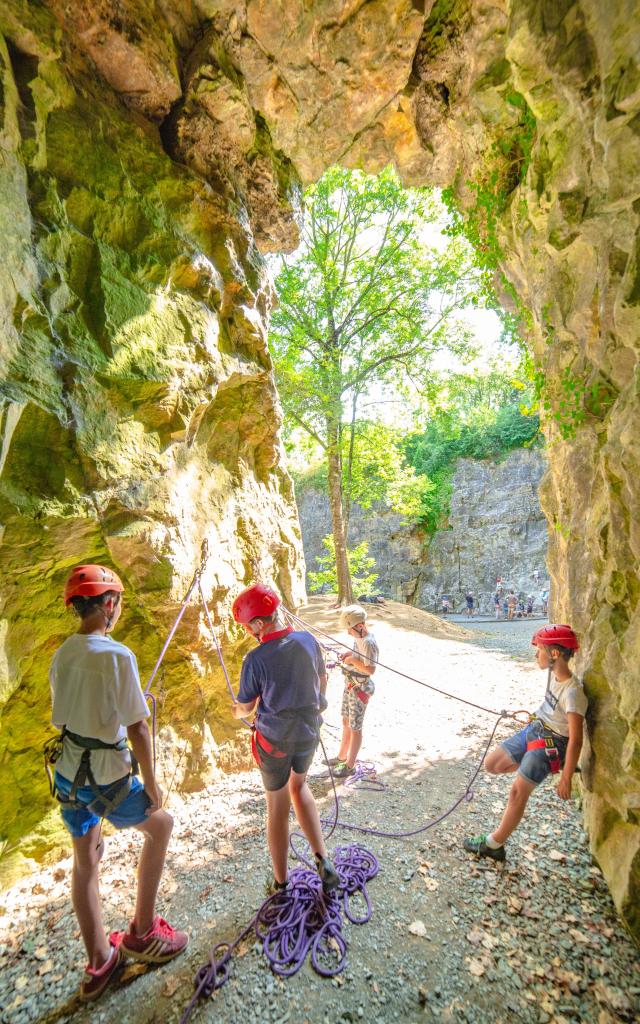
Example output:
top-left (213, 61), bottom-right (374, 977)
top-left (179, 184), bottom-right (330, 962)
top-left (199, 579), bottom-right (252, 729)
top-left (142, 570), bottom-right (201, 771)
top-left (319, 715), bottom-right (503, 840)
top-left (180, 844), bottom-right (379, 1024)
top-left (344, 760), bottom-right (387, 791)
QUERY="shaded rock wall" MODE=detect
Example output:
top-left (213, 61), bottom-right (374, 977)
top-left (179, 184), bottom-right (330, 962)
top-left (0, 0), bottom-right (638, 937)
top-left (0, 4), bottom-right (305, 881)
top-left (298, 449), bottom-right (548, 613)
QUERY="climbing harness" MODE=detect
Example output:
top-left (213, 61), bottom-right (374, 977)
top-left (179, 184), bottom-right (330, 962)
top-left (526, 731), bottom-right (563, 773)
top-left (44, 728), bottom-right (139, 816)
top-left (340, 663), bottom-right (372, 704)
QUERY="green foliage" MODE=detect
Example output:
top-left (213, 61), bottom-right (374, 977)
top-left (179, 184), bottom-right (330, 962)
top-left (270, 164), bottom-right (485, 465)
top-left (342, 421), bottom-right (428, 519)
top-left (441, 89), bottom-right (537, 350)
top-left (405, 369), bottom-right (540, 532)
top-left (308, 536), bottom-right (379, 597)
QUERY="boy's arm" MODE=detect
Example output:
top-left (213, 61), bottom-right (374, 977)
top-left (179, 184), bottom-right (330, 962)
top-left (556, 712), bottom-right (584, 800)
top-left (344, 657), bottom-right (375, 675)
top-left (127, 719), bottom-right (162, 813)
top-left (232, 697), bottom-right (258, 719)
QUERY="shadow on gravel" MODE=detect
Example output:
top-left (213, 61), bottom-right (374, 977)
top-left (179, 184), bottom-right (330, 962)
top-left (9, 742), bottom-right (638, 1024)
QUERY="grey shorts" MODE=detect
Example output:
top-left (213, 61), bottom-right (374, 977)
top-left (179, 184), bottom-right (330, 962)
top-left (501, 719), bottom-right (568, 786)
top-left (341, 682), bottom-right (371, 731)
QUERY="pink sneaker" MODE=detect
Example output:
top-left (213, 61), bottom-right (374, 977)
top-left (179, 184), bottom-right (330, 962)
top-left (121, 916), bottom-right (189, 964)
top-left (79, 933), bottom-right (124, 1002)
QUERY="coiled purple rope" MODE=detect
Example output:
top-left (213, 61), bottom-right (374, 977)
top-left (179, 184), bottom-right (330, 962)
top-left (344, 759), bottom-right (387, 791)
top-left (180, 844), bottom-right (378, 1024)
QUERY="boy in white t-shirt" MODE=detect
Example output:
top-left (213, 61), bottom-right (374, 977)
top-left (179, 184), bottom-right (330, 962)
top-left (328, 604), bottom-right (379, 779)
top-left (464, 624), bottom-right (587, 862)
top-left (49, 565), bottom-right (188, 1001)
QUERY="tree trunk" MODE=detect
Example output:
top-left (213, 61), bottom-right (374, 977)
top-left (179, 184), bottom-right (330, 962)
top-left (326, 416), bottom-right (353, 605)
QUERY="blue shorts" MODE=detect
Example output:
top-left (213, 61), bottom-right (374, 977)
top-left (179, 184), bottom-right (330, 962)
top-left (501, 720), bottom-right (568, 786)
top-left (54, 771), bottom-right (151, 838)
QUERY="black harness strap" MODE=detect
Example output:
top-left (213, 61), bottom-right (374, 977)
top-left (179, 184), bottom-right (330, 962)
top-left (45, 728), bottom-right (139, 817)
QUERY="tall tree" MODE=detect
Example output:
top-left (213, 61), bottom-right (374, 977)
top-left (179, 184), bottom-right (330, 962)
top-left (270, 166), bottom-right (483, 604)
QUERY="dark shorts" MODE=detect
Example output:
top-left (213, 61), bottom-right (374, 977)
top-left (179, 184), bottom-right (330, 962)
top-left (501, 720), bottom-right (568, 786)
top-left (256, 742), bottom-right (317, 792)
top-left (54, 771), bottom-right (151, 838)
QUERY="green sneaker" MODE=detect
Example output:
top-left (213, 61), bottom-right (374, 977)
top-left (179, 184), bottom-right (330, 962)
top-left (463, 834), bottom-right (506, 862)
top-left (332, 761), bottom-right (355, 779)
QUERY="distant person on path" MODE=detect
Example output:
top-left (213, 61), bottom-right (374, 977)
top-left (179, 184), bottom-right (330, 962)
top-left (441, 594), bottom-right (450, 615)
top-left (496, 576), bottom-right (503, 594)
top-left (465, 591), bottom-right (475, 617)
top-left (502, 596), bottom-right (509, 618)
top-left (526, 595), bottom-right (534, 617)
top-left (463, 624), bottom-right (587, 862)
top-left (231, 584), bottom-right (339, 895)
top-left (507, 590), bottom-right (517, 620)
top-left (517, 598), bottom-right (525, 618)
top-left (329, 604), bottom-right (379, 778)
top-left (541, 588), bottom-right (549, 616)
top-left (494, 592), bottom-right (502, 619)
top-left (48, 565), bottom-right (188, 1002)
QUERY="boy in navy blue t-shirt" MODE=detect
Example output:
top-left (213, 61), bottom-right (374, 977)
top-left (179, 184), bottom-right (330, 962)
top-left (231, 584), bottom-right (339, 894)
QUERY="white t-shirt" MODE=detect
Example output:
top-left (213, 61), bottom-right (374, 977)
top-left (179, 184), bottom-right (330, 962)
top-left (535, 672), bottom-right (588, 737)
top-left (351, 631), bottom-right (379, 695)
top-left (50, 633), bottom-right (149, 785)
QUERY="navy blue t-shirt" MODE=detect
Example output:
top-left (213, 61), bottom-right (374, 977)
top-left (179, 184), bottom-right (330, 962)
top-left (238, 630), bottom-right (324, 746)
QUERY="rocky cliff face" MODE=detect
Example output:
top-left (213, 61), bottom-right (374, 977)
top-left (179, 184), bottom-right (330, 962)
top-left (298, 449), bottom-right (548, 613)
top-left (0, 0), bottom-right (638, 936)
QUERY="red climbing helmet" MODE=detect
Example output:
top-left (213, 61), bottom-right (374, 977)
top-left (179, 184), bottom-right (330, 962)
top-left (531, 624), bottom-right (579, 650)
top-left (64, 564), bottom-right (124, 606)
top-left (232, 583), bottom-right (281, 624)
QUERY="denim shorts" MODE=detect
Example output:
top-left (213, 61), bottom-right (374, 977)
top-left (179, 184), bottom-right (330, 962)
top-left (54, 771), bottom-right (151, 837)
top-left (501, 720), bottom-right (568, 786)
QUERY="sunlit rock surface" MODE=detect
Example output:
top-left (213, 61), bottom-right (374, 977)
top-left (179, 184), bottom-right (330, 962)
top-left (0, 0), bottom-right (638, 935)
top-left (298, 449), bottom-right (549, 614)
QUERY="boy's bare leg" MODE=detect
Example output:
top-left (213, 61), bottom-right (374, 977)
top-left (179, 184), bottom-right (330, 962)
top-left (346, 728), bottom-right (363, 769)
top-left (491, 774), bottom-right (536, 844)
top-left (289, 770), bottom-right (327, 859)
top-left (484, 747), bottom-right (518, 775)
top-left (337, 718), bottom-right (351, 761)
top-left (133, 809), bottom-right (173, 934)
top-left (71, 825), bottom-right (110, 969)
top-left (265, 785), bottom-right (292, 883)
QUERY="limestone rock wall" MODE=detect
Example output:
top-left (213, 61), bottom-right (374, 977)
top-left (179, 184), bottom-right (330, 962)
top-left (0, 3), bottom-right (305, 882)
top-left (0, 0), bottom-right (638, 938)
top-left (298, 449), bottom-right (548, 613)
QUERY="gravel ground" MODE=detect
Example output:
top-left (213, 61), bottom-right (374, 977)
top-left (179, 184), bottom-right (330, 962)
top-left (1, 601), bottom-right (638, 1024)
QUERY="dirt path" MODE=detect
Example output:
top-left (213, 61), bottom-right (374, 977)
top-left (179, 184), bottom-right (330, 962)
top-left (1, 599), bottom-right (638, 1024)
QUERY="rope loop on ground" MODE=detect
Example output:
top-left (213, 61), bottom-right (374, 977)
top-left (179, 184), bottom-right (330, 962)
top-left (181, 843), bottom-right (379, 1022)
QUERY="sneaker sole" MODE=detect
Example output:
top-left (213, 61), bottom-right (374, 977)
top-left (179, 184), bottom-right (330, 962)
top-left (121, 937), bottom-right (189, 964)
